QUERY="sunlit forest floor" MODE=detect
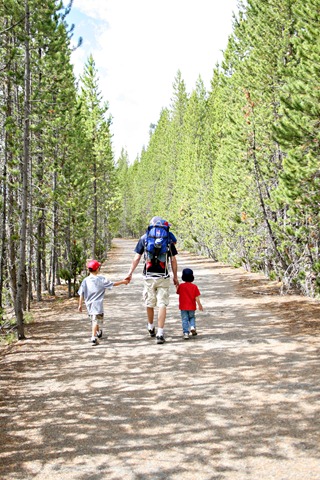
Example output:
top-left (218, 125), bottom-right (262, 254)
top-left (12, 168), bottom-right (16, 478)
top-left (1, 238), bottom-right (320, 479)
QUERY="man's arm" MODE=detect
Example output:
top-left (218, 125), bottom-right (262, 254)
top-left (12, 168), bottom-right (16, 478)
top-left (126, 253), bottom-right (142, 280)
top-left (170, 255), bottom-right (179, 286)
top-left (114, 278), bottom-right (130, 287)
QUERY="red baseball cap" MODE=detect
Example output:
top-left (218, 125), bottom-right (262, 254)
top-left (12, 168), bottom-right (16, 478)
top-left (87, 259), bottom-right (101, 271)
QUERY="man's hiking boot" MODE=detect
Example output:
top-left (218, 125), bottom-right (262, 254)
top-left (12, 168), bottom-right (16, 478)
top-left (91, 338), bottom-right (99, 346)
top-left (148, 327), bottom-right (156, 337)
top-left (156, 335), bottom-right (165, 344)
top-left (190, 328), bottom-right (197, 336)
top-left (97, 329), bottom-right (103, 338)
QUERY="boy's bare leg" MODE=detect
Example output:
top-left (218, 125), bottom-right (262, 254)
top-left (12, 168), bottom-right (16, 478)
top-left (92, 323), bottom-right (99, 338)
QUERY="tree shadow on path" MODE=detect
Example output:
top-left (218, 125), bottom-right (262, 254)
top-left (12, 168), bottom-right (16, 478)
top-left (1, 239), bottom-right (320, 480)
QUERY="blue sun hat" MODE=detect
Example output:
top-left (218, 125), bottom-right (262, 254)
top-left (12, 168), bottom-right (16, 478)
top-left (182, 268), bottom-right (194, 282)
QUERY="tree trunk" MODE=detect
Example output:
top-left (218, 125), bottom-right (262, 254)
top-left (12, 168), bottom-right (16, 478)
top-left (247, 95), bottom-right (288, 271)
top-left (93, 157), bottom-right (97, 257)
top-left (1, 22), bottom-right (13, 313)
top-left (0, 72), bottom-right (11, 311)
top-left (41, 217), bottom-right (48, 292)
top-left (27, 171), bottom-right (34, 311)
top-left (15, 0), bottom-right (30, 340)
top-left (35, 48), bottom-right (44, 302)
top-left (49, 170), bottom-right (58, 296)
top-left (0, 157), bottom-right (7, 312)
top-left (7, 170), bottom-right (18, 305)
top-left (36, 215), bottom-right (43, 301)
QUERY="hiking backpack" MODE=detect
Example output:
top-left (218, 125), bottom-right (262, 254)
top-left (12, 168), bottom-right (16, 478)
top-left (144, 220), bottom-right (170, 272)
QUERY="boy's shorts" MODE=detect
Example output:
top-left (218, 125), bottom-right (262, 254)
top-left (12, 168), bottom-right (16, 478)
top-left (143, 277), bottom-right (170, 308)
top-left (89, 313), bottom-right (104, 326)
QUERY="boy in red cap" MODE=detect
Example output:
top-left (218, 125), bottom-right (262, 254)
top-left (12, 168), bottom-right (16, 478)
top-left (78, 259), bottom-right (129, 345)
top-left (176, 268), bottom-right (203, 339)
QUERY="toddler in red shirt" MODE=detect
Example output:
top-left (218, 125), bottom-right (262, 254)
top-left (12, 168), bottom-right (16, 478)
top-left (176, 268), bottom-right (203, 339)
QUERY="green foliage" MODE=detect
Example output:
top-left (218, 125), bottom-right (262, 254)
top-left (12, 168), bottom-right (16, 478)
top-left (24, 312), bottom-right (34, 325)
top-left (1, 331), bottom-right (16, 345)
top-left (0, 2), bottom-right (121, 319)
top-left (77, 55), bottom-right (120, 257)
top-left (115, 0), bottom-right (320, 297)
top-left (271, 0), bottom-right (320, 294)
top-left (59, 268), bottom-right (72, 282)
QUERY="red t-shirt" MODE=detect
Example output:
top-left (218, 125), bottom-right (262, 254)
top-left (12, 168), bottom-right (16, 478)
top-left (176, 282), bottom-right (201, 310)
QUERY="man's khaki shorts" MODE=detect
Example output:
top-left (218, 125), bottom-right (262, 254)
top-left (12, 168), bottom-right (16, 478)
top-left (143, 277), bottom-right (171, 308)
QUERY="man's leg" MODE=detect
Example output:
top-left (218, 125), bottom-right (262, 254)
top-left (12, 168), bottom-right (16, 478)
top-left (147, 306), bottom-right (154, 324)
top-left (157, 306), bottom-right (166, 328)
top-left (156, 307), bottom-right (166, 343)
top-left (147, 307), bottom-right (156, 335)
top-left (144, 280), bottom-right (156, 337)
top-left (155, 278), bottom-right (170, 344)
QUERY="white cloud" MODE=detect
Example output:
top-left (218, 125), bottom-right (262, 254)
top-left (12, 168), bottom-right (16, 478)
top-left (69, 0), bottom-right (239, 162)
top-left (69, 0), bottom-right (112, 19)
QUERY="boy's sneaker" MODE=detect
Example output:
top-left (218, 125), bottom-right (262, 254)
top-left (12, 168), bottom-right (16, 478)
top-left (91, 338), bottom-right (99, 346)
top-left (190, 328), bottom-right (197, 336)
top-left (148, 327), bottom-right (156, 337)
top-left (156, 335), bottom-right (165, 344)
top-left (97, 329), bottom-right (103, 338)
top-left (184, 332), bottom-right (190, 340)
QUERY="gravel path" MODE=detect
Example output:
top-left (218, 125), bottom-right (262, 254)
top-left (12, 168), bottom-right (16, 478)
top-left (1, 238), bottom-right (320, 479)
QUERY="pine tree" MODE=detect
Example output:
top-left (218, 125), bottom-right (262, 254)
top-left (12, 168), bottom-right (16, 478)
top-left (170, 78), bottom-right (208, 248)
top-left (273, 0), bottom-right (320, 294)
top-left (0, 0), bottom-right (82, 331)
top-left (78, 55), bottom-right (118, 259)
top-left (208, 0), bottom-right (296, 271)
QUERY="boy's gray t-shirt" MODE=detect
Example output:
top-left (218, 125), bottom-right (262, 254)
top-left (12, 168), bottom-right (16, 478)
top-left (78, 274), bottom-right (114, 315)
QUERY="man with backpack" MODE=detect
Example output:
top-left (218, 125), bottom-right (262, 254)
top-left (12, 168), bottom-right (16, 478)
top-left (126, 216), bottom-right (179, 344)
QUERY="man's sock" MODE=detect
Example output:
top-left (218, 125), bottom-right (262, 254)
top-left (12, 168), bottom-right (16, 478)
top-left (157, 328), bottom-right (164, 337)
top-left (148, 323), bottom-right (154, 330)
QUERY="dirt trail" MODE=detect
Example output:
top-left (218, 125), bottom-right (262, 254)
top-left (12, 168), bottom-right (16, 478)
top-left (1, 238), bottom-right (320, 480)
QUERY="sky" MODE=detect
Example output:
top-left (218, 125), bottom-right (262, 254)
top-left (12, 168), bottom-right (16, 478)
top-left (66, 0), bottom-right (239, 163)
